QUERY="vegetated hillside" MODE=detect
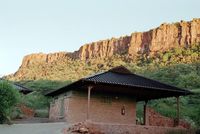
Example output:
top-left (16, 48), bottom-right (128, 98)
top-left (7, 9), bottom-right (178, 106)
top-left (6, 18), bottom-right (200, 81)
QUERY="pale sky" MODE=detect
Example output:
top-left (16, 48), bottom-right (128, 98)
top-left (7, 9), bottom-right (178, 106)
top-left (0, 0), bottom-right (200, 75)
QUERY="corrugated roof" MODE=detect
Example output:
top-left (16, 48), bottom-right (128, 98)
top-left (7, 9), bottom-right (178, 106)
top-left (45, 66), bottom-right (192, 100)
top-left (85, 70), bottom-right (184, 92)
top-left (13, 83), bottom-right (33, 94)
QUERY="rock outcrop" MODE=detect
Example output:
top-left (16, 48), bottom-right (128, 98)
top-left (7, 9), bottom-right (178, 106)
top-left (20, 18), bottom-right (200, 65)
top-left (21, 52), bottom-right (70, 68)
top-left (77, 18), bottom-right (200, 60)
top-left (77, 36), bottom-right (131, 60)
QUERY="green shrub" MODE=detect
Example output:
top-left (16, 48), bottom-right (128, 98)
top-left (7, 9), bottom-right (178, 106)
top-left (0, 81), bottom-right (20, 123)
top-left (177, 73), bottom-right (200, 88)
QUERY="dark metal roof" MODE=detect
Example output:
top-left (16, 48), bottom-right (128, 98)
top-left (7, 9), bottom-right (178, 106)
top-left (0, 78), bottom-right (32, 94)
top-left (13, 83), bottom-right (33, 94)
top-left (45, 66), bottom-right (193, 101)
top-left (86, 70), bottom-right (185, 92)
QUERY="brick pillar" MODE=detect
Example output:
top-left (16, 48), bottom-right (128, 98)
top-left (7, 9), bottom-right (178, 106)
top-left (144, 101), bottom-right (149, 125)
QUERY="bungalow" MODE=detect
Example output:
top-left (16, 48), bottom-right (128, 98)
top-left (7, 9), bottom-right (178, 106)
top-left (45, 66), bottom-right (192, 126)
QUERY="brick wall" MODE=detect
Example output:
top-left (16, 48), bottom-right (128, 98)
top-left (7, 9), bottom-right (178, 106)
top-left (49, 91), bottom-right (136, 124)
top-left (66, 92), bottom-right (136, 124)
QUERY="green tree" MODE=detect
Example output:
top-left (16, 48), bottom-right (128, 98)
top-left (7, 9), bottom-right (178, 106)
top-left (0, 81), bottom-right (20, 123)
top-left (177, 73), bottom-right (200, 89)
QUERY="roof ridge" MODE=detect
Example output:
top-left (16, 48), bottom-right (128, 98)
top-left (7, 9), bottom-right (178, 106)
top-left (83, 71), bottom-right (108, 81)
top-left (109, 66), bottom-right (133, 74)
top-left (13, 83), bottom-right (33, 91)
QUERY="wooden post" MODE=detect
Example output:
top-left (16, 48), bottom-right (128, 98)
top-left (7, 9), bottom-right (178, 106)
top-left (144, 100), bottom-right (149, 125)
top-left (87, 86), bottom-right (92, 120)
top-left (176, 96), bottom-right (180, 126)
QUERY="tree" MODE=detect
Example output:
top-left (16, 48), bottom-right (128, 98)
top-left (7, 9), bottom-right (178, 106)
top-left (177, 73), bottom-right (200, 89)
top-left (0, 81), bottom-right (20, 124)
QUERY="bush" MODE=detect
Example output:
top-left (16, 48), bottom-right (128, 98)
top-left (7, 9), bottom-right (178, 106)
top-left (0, 81), bottom-right (20, 123)
top-left (177, 73), bottom-right (200, 88)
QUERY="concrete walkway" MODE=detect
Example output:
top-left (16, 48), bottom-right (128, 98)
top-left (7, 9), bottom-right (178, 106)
top-left (0, 122), bottom-right (67, 134)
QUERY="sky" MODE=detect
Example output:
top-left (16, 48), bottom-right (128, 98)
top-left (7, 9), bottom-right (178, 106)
top-left (0, 0), bottom-right (200, 76)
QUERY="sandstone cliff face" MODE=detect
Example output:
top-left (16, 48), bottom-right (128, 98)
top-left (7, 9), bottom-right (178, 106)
top-left (20, 18), bottom-right (200, 65)
top-left (21, 52), bottom-right (70, 68)
top-left (77, 18), bottom-right (200, 59)
top-left (7, 18), bottom-right (200, 81)
top-left (77, 36), bottom-right (131, 60)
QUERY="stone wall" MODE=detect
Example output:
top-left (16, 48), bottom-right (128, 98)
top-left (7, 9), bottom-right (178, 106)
top-left (49, 98), bottom-right (62, 120)
top-left (49, 91), bottom-right (72, 121)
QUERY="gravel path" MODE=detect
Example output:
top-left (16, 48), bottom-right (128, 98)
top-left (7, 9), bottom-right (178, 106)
top-left (0, 122), bottom-right (67, 134)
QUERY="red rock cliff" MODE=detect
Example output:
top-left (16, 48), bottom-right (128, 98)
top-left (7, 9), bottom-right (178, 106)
top-left (20, 19), bottom-right (200, 66)
top-left (21, 52), bottom-right (70, 67)
top-left (6, 18), bottom-right (200, 81)
top-left (75, 18), bottom-right (200, 60)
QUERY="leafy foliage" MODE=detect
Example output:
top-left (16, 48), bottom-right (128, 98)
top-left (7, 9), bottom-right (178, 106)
top-left (0, 81), bottom-right (20, 123)
top-left (143, 63), bottom-right (200, 89)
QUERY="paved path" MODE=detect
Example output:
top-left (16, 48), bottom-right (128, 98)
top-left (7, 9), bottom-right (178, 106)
top-left (0, 122), bottom-right (67, 134)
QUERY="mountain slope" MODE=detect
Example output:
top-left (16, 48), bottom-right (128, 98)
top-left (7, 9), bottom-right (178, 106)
top-left (6, 18), bottom-right (200, 81)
